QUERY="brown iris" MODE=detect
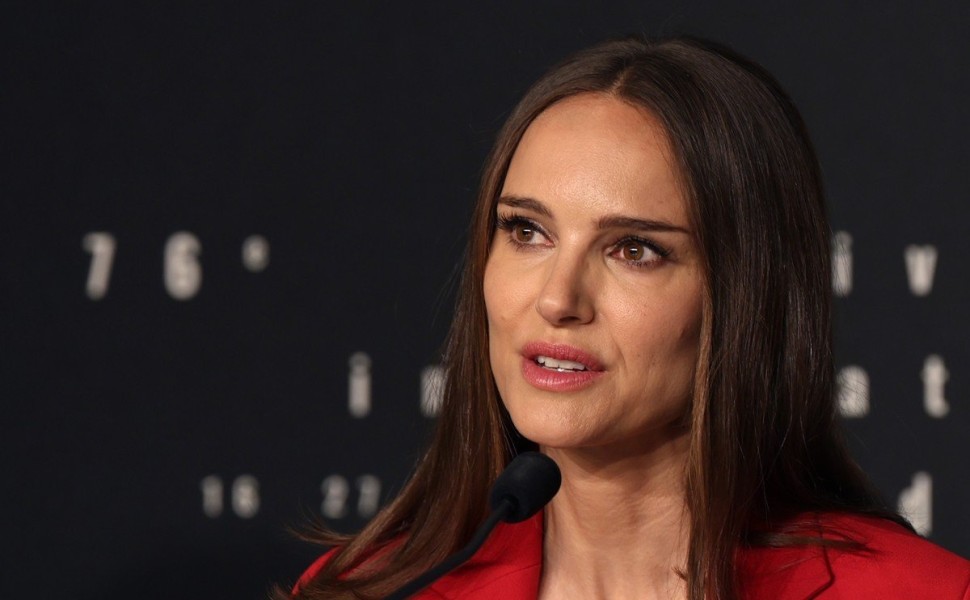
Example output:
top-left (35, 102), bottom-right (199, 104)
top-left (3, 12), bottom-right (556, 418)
top-left (619, 241), bottom-right (648, 262)
top-left (513, 223), bottom-right (536, 243)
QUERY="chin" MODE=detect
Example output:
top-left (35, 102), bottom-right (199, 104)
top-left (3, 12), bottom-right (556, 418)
top-left (505, 402), bottom-right (599, 450)
top-left (507, 401), bottom-right (691, 458)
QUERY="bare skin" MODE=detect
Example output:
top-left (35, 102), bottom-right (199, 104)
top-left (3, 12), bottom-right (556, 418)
top-left (539, 441), bottom-right (689, 600)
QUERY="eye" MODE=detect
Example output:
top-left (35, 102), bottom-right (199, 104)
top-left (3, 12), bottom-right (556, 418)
top-left (610, 237), bottom-right (669, 267)
top-left (496, 214), bottom-right (549, 247)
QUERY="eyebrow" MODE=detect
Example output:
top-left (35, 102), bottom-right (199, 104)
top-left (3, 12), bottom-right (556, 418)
top-left (497, 195), bottom-right (691, 234)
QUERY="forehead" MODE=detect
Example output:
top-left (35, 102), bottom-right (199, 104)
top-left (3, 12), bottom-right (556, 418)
top-left (501, 93), bottom-right (687, 223)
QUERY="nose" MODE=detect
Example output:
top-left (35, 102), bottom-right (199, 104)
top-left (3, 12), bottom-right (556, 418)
top-left (535, 252), bottom-right (595, 326)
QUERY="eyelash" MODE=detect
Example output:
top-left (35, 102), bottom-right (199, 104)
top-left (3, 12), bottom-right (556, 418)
top-left (496, 214), bottom-right (546, 245)
top-left (494, 213), bottom-right (672, 268)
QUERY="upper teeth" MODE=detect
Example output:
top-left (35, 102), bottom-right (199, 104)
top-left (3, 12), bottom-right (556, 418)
top-left (536, 356), bottom-right (587, 371)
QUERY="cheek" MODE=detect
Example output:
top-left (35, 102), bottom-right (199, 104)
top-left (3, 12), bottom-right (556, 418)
top-left (483, 258), bottom-right (512, 353)
top-left (484, 255), bottom-right (539, 391)
top-left (483, 259), bottom-right (502, 327)
top-left (614, 286), bottom-right (703, 368)
top-left (483, 255), bottom-right (532, 328)
top-left (660, 298), bottom-right (704, 388)
top-left (483, 259), bottom-right (514, 398)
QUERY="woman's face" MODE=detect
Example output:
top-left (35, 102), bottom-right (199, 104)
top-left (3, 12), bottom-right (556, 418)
top-left (483, 93), bottom-right (704, 454)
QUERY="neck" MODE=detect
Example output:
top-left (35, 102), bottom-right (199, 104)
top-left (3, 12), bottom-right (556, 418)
top-left (539, 432), bottom-right (690, 600)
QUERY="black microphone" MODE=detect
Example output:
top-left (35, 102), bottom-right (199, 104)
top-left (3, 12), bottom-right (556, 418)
top-left (385, 452), bottom-right (561, 600)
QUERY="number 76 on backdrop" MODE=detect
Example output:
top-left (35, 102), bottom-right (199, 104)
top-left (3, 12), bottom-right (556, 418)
top-left (82, 231), bottom-right (270, 300)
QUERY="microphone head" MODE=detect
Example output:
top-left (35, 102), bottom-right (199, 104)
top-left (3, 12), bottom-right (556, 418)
top-left (488, 451), bottom-right (561, 523)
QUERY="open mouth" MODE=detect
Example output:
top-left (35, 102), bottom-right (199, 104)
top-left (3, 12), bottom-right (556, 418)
top-left (535, 355), bottom-right (589, 372)
top-left (520, 342), bottom-right (604, 391)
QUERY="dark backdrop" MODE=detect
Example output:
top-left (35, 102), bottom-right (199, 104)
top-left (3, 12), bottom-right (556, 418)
top-left (2, 2), bottom-right (967, 598)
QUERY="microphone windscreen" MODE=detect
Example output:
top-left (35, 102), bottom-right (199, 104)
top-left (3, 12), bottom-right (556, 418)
top-left (488, 451), bottom-right (561, 523)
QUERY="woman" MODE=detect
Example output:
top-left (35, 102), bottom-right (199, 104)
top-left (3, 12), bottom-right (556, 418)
top-left (284, 35), bottom-right (970, 599)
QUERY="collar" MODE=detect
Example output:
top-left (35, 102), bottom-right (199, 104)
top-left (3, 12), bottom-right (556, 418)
top-left (426, 512), bottom-right (838, 600)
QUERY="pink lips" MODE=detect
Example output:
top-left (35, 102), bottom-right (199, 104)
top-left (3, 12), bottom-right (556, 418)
top-left (520, 341), bottom-right (605, 392)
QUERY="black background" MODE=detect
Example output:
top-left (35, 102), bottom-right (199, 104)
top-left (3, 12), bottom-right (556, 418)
top-left (2, 2), bottom-right (968, 598)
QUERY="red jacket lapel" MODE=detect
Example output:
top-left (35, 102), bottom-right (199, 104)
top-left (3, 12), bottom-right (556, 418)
top-left (424, 513), bottom-right (543, 599)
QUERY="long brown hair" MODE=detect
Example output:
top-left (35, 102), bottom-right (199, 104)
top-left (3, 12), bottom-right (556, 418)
top-left (284, 35), bottom-right (901, 600)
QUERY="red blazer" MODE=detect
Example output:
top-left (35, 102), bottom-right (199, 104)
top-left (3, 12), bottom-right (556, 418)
top-left (296, 512), bottom-right (970, 599)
